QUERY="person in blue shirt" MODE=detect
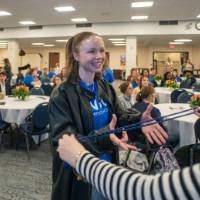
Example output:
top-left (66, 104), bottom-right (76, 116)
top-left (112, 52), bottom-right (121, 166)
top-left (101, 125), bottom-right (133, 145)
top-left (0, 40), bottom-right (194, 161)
top-left (49, 32), bottom-right (168, 200)
top-left (102, 63), bottom-right (115, 84)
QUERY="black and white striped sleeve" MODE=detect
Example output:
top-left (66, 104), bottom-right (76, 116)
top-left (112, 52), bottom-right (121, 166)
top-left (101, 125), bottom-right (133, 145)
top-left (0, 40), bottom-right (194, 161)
top-left (76, 152), bottom-right (200, 200)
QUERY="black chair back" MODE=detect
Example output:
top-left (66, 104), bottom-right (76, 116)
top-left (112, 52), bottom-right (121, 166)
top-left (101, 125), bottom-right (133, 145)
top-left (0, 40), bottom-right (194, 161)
top-left (177, 92), bottom-right (193, 103)
top-left (41, 84), bottom-right (53, 96)
top-left (32, 103), bottom-right (49, 130)
top-left (194, 118), bottom-right (200, 143)
top-left (30, 87), bottom-right (45, 95)
top-left (170, 89), bottom-right (186, 103)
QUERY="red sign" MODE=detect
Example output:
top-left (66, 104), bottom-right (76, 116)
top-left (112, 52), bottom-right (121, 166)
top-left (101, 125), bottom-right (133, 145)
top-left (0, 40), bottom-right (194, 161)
top-left (168, 44), bottom-right (176, 49)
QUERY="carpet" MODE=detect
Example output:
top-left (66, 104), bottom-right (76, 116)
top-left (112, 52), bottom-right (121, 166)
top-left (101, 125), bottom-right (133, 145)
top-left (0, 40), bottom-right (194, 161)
top-left (0, 141), bottom-right (52, 200)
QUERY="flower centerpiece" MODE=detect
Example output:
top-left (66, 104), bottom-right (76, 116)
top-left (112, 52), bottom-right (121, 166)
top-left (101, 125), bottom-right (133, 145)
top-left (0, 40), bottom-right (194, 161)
top-left (165, 80), bottom-right (179, 89)
top-left (190, 94), bottom-right (200, 108)
top-left (154, 74), bottom-right (162, 86)
top-left (12, 85), bottom-right (30, 101)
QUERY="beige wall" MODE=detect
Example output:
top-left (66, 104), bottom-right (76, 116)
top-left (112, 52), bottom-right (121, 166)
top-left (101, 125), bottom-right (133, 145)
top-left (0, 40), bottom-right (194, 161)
top-left (0, 45), bottom-right (200, 75)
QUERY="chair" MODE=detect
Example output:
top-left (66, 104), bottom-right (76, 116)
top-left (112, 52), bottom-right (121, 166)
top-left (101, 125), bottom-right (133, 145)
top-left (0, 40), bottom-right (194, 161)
top-left (175, 118), bottom-right (200, 168)
top-left (170, 89), bottom-right (186, 103)
top-left (0, 119), bottom-right (11, 151)
top-left (19, 102), bottom-right (49, 159)
top-left (41, 84), bottom-right (53, 96)
top-left (30, 87), bottom-right (45, 95)
top-left (177, 91), bottom-right (193, 103)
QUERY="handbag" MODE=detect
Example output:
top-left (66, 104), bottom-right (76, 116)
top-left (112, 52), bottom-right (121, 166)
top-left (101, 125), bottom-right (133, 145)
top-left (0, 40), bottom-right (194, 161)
top-left (119, 149), bottom-right (149, 172)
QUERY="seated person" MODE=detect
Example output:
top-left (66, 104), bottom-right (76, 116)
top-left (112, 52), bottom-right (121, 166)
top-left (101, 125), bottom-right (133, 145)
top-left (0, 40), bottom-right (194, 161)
top-left (132, 86), bottom-right (179, 147)
top-left (23, 67), bottom-right (40, 88)
top-left (118, 81), bottom-right (134, 110)
top-left (180, 70), bottom-right (196, 89)
top-left (160, 71), bottom-right (173, 86)
top-left (16, 70), bottom-right (24, 85)
top-left (0, 71), bottom-right (11, 95)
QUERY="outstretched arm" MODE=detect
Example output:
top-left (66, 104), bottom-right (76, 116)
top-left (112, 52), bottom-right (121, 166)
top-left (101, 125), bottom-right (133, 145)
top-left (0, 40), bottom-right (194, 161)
top-left (57, 135), bottom-right (200, 200)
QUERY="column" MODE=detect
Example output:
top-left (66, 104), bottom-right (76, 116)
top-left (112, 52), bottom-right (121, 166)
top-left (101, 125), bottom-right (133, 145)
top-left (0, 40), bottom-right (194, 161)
top-left (126, 36), bottom-right (137, 78)
top-left (8, 40), bottom-right (20, 74)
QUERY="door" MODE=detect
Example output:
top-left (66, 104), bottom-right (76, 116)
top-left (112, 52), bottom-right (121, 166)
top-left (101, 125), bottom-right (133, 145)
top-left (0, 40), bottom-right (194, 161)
top-left (49, 52), bottom-right (60, 68)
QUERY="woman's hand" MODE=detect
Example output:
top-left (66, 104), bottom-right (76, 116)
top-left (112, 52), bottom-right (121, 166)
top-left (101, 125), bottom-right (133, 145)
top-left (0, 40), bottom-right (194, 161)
top-left (141, 104), bottom-right (168, 145)
top-left (57, 134), bottom-right (86, 168)
top-left (109, 114), bottom-right (137, 151)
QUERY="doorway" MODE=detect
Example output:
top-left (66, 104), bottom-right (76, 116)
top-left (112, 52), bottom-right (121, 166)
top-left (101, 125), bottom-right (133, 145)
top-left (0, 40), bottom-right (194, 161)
top-left (49, 52), bottom-right (60, 68)
top-left (153, 52), bottom-right (189, 75)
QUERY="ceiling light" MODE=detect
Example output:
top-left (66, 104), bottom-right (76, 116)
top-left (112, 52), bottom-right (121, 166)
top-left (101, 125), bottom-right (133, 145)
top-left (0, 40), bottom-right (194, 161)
top-left (174, 39), bottom-right (192, 42)
top-left (56, 39), bottom-right (68, 42)
top-left (112, 41), bottom-right (126, 44)
top-left (19, 21), bottom-right (36, 25)
top-left (32, 43), bottom-right (44, 45)
top-left (71, 18), bottom-right (87, 22)
top-left (0, 11), bottom-right (11, 16)
top-left (108, 38), bottom-right (125, 41)
top-left (0, 46), bottom-right (7, 48)
top-left (54, 6), bottom-right (75, 12)
top-left (169, 42), bottom-right (184, 45)
top-left (114, 44), bottom-right (126, 46)
top-left (0, 40), bottom-right (8, 43)
top-left (131, 16), bottom-right (148, 20)
top-left (131, 1), bottom-right (154, 8)
top-left (197, 14), bottom-right (200, 18)
top-left (43, 44), bottom-right (55, 47)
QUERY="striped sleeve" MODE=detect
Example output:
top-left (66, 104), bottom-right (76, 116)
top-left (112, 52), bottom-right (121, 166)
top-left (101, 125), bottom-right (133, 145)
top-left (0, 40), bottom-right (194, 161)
top-left (76, 152), bottom-right (200, 200)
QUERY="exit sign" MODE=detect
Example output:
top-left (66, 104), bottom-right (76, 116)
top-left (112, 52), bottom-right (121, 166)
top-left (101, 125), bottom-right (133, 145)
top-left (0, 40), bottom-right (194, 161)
top-left (168, 44), bottom-right (176, 49)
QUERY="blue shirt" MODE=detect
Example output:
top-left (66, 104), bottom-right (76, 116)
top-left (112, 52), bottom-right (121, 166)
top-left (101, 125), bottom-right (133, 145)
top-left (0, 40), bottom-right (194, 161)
top-left (80, 80), bottom-right (112, 162)
top-left (103, 68), bottom-right (115, 84)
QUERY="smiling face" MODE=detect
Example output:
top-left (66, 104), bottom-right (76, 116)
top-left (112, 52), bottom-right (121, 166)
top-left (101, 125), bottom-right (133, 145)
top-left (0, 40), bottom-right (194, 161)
top-left (74, 35), bottom-right (105, 76)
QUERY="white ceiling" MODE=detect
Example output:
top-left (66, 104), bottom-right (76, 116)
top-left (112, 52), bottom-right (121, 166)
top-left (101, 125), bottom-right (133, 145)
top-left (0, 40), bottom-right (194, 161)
top-left (0, 0), bottom-right (200, 27)
top-left (1, 0), bottom-right (200, 48)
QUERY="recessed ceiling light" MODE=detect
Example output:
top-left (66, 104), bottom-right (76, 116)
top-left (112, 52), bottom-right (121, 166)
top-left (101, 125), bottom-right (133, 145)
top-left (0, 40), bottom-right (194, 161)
top-left (0, 11), bottom-right (11, 16)
top-left (169, 42), bottom-right (184, 45)
top-left (0, 40), bottom-right (8, 43)
top-left (108, 38), bottom-right (125, 41)
top-left (114, 44), bottom-right (126, 46)
top-left (56, 39), bottom-right (68, 42)
top-left (131, 1), bottom-right (154, 8)
top-left (71, 18), bottom-right (87, 22)
top-left (174, 39), bottom-right (192, 42)
top-left (54, 6), bottom-right (75, 12)
top-left (197, 14), bottom-right (200, 18)
top-left (32, 43), bottom-right (44, 45)
top-left (112, 41), bottom-right (126, 44)
top-left (43, 44), bottom-right (55, 47)
top-left (131, 16), bottom-right (148, 20)
top-left (19, 21), bottom-right (36, 25)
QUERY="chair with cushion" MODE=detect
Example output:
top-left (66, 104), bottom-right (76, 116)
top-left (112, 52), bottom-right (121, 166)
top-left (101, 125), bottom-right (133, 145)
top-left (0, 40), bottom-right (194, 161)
top-left (30, 87), bottom-right (45, 95)
top-left (170, 89), bottom-right (186, 103)
top-left (19, 102), bottom-right (49, 159)
top-left (0, 118), bottom-right (11, 151)
top-left (177, 91), bottom-right (193, 103)
top-left (41, 84), bottom-right (54, 96)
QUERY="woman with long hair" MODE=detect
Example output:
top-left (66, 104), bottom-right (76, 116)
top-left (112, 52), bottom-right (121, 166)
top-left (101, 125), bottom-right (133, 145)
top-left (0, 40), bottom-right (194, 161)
top-left (49, 32), bottom-right (168, 200)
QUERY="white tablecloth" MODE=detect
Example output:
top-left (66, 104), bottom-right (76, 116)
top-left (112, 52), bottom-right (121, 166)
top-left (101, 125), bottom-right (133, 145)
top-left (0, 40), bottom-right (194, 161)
top-left (154, 103), bottom-right (198, 147)
top-left (155, 87), bottom-right (200, 103)
top-left (0, 95), bottom-right (49, 125)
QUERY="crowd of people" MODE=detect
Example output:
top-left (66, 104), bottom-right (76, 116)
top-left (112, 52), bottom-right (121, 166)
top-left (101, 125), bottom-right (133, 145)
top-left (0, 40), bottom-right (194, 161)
top-left (1, 31), bottom-right (199, 200)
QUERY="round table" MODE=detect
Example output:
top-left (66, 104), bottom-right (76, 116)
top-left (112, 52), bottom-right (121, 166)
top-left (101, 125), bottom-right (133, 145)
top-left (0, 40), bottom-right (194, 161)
top-left (154, 103), bottom-right (198, 147)
top-left (0, 95), bottom-right (49, 125)
top-left (155, 87), bottom-right (200, 103)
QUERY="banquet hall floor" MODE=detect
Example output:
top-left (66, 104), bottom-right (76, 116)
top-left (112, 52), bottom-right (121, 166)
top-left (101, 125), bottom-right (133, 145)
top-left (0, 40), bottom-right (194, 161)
top-left (0, 140), bottom-right (52, 200)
